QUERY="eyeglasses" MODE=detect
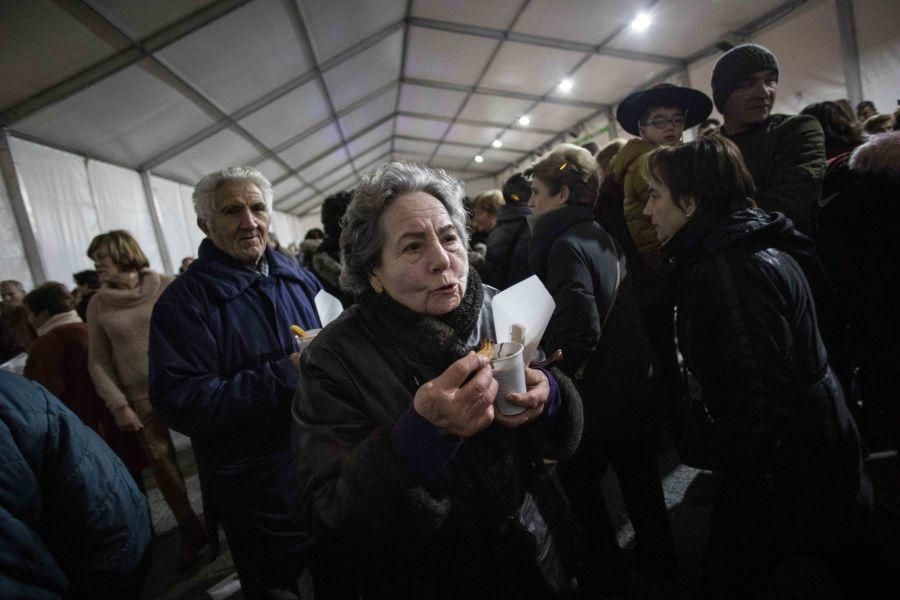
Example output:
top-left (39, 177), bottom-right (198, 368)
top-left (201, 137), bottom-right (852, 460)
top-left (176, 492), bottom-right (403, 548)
top-left (646, 116), bottom-right (686, 129)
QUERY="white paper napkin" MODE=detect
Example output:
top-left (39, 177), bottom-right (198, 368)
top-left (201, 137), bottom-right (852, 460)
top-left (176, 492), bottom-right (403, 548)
top-left (491, 275), bottom-right (555, 365)
top-left (314, 289), bottom-right (344, 327)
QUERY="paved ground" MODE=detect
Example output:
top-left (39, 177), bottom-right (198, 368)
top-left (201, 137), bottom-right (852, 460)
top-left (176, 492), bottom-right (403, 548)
top-left (142, 432), bottom-right (900, 599)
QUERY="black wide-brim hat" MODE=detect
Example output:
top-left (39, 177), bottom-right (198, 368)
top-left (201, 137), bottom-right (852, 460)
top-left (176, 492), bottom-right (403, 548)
top-left (616, 84), bottom-right (713, 136)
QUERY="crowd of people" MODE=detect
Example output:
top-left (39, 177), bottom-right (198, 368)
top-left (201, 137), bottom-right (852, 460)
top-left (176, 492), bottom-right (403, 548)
top-left (2, 42), bottom-right (898, 599)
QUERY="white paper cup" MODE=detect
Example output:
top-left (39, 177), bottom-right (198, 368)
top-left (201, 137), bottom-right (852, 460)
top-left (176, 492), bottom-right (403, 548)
top-left (491, 341), bottom-right (527, 416)
top-left (293, 328), bottom-right (321, 354)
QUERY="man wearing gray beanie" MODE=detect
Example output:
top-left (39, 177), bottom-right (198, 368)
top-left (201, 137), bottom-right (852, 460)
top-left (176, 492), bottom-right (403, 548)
top-left (711, 43), bottom-right (825, 237)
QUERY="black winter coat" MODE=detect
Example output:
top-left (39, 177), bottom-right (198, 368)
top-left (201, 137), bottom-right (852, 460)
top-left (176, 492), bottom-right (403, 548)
top-left (483, 203), bottom-right (532, 290)
top-left (292, 283), bottom-right (583, 599)
top-left (665, 208), bottom-right (864, 504)
top-left (529, 204), bottom-right (657, 445)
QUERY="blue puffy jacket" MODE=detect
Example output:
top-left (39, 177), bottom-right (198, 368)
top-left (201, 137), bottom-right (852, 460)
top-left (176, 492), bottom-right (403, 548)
top-left (0, 371), bottom-right (150, 599)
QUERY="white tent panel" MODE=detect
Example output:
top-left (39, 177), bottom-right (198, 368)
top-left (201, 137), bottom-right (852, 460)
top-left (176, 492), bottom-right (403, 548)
top-left (404, 28), bottom-right (498, 86)
top-left (292, 211), bottom-right (322, 235)
top-left (338, 87), bottom-right (398, 138)
top-left (155, 127), bottom-right (262, 184)
top-left (855, 0), bottom-right (900, 113)
top-left (609, 0), bottom-right (786, 58)
top-left (481, 41), bottom-right (583, 95)
top-left (322, 30), bottom-right (403, 111)
top-left (445, 122), bottom-right (505, 146)
top-left (90, 0), bottom-right (220, 39)
top-left (14, 64), bottom-right (218, 167)
top-left (347, 121), bottom-right (394, 156)
top-left (315, 164), bottom-right (355, 191)
top-left (278, 187), bottom-right (316, 213)
top-left (299, 150), bottom-right (348, 183)
top-left (753, 0), bottom-right (846, 115)
top-left (498, 128), bottom-right (557, 150)
top-left (517, 102), bottom-right (596, 133)
top-left (555, 55), bottom-right (669, 105)
top-left (270, 210), bottom-right (296, 246)
top-left (273, 177), bottom-right (305, 203)
top-left (87, 161), bottom-right (163, 270)
top-left (0, 0), bottom-right (122, 109)
top-left (279, 123), bottom-right (343, 168)
top-left (395, 115), bottom-right (451, 139)
top-left (0, 173), bottom-right (34, 289)
top-left (10, 138), bottom-right (97, 284)
top-left (484, 148), bottom-right (528, 164)
top-left (156, 0), bottom-right (314, 113)
top-left (253, 157), bottom-right (289, 183)
top-left (461, 176), bottom-right (500, 197)
top-left (151, 175), bottom-right (196, 270)
top-left (394, 139), bottom-right (439, 156)
top-left (178, 183), bottom-right (206, 256)
top-left (514, 0), bottom-right (629, 46)
top-left (353, 141), bottom-right (392, 169)
top-left (300, 0), bottom-right (406, 63)
top-left (411, 0), bottom-right (522, 30)
top-left (458, 93), bottom-right (533, 124)
top-left (398, 83), bottom-right (468, 118)
top-left (687, 53), bottom-right (722, 121)
top-left (238, 79), bottom-right (332, 148)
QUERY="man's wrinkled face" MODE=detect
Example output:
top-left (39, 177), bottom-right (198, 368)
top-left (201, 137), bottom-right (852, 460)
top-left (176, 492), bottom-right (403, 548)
top-left (1, 283), bottom-right (25, 306)
top-left (200, 180), bottom-right (271, 267)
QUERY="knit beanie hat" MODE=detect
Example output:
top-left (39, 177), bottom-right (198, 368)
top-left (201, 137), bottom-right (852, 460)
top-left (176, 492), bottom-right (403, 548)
top-left (710, 44), bottom-right (779, 112)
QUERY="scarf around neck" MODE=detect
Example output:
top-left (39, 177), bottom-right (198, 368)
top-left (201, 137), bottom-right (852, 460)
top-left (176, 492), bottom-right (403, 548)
top-left (358, 268), bottom-right (485, 369)
top-left (36, 310), bottom-right (82, 337)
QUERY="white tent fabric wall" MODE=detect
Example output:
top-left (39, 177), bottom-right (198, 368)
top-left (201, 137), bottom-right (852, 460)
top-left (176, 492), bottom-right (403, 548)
top-left (178, 183), bottom-right (207, 259)
top-left (855, 0), bottom-right (900, 114)
top-left (0, 173), bottom-right (34, 289)
top-left (152, 176), bottom-right (198, 271)
top-left (87, 160), bottom-right (164, 271)
top-left (11, 138), bottom-right (99, 285)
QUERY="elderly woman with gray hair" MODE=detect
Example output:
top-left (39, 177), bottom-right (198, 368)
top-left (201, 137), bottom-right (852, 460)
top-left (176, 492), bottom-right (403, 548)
top-left (293, 162), bottom-right (583, 599)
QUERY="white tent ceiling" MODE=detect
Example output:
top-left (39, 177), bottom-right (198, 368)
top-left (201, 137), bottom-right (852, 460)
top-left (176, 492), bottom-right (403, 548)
top-left (0, 0), bottom-right (851, 215)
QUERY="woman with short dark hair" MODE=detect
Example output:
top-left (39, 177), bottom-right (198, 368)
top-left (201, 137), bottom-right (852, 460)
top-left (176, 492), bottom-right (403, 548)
top-left (644, 135), bottom-right (879, 598)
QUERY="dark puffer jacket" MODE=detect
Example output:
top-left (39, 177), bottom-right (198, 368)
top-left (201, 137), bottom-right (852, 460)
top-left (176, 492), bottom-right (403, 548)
top-left (0, 372), bottom-right (150, 599)
top-left (529, 204), bottom-right (657, 445)
top-left (665, 208), bottom-right (864, 503)
top-left (483, 203), bottom-right (532, 290)
top-left (293, 283), bottom-right (583, 599)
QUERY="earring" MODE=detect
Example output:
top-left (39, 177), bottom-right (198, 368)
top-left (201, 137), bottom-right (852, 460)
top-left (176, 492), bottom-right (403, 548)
top-left (372, 282), bottom-right (383, 293)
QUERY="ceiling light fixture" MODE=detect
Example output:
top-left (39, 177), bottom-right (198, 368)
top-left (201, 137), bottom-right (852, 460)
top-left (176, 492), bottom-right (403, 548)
top-left (518, 115), bottom-right (531, 126)
top-left (558, 78), bottom-right (573, 92)
top-left (631, 12), bottom-right (652, 32)
top-left (474, 155), bottom-right (484, 163)
top-left (491, 139), bottom-right (503, 148)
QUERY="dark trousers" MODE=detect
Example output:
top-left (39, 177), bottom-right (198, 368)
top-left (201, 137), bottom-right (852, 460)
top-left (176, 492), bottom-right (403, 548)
top-left (559, 438), bottom-right (677, 590)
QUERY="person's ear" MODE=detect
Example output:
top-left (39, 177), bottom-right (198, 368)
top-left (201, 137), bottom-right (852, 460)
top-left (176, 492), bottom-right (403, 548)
top-left (198, 218), bottom-right (210, 236)
top-left (368, 272), bottom-right (384, 294)
top-left (558, 185), bottom-right (570, 205)
top-left (681, 195), bottom-right (698, 218)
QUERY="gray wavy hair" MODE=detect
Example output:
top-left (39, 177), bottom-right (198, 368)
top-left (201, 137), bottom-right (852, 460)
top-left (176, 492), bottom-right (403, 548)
top-left (340, 162), bottom-right (468, 296)
top-left (192, 166), bottom-right (274, 222)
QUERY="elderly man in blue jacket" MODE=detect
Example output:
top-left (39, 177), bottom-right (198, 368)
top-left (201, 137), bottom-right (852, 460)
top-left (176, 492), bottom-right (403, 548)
top-left (149, 166), bottom-right (321, 599)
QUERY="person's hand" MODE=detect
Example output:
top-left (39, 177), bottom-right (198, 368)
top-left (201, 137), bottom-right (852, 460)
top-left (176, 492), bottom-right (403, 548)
top-left (113, 405), bottom-right (143, 432)
top-left (289, 352), bottom-right (301, 369)
top-left (413, 352), bottom-right (497, 438)
top-left (494, 367), bottom-right (550, 429)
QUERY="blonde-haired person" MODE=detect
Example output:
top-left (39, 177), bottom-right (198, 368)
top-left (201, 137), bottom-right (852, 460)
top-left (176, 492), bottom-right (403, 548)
top-left (469, 189), bottom-right (503, 248)
top-left (86, 230), bottom-right (205, 568)
top-left (528, 144), bottom-right (677, 594)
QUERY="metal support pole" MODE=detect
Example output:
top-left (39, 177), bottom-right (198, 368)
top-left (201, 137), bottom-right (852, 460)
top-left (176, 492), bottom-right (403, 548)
top-left (835, 0), bottom-right (863, 108)
top-left (606, 108), bottom-right (619, 140)
top-left (140, 170), bottom-right (174, 275)
top-left (0, 129), bottom-right (46, 284)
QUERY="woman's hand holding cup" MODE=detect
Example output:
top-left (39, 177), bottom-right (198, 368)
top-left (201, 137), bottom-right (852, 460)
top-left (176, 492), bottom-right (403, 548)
top-left (494, 366), bottom-right (550, 429)
top-left (413, 352), bottom-right (497, 438)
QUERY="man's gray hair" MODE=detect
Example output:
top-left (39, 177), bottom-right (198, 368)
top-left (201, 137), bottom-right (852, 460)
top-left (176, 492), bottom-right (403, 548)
top-left (340, 162), bottom-right (468, 297)
top-left (192, 166), bottom-right (274, 222)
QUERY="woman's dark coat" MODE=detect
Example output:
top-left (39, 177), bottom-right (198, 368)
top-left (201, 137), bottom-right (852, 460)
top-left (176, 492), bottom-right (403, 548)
top-left (292, 284), bottom-right (583, 599)
top-left (667, 208), bottom-right (865, 503)
top-left (529, 203), bottom-right (657, 445)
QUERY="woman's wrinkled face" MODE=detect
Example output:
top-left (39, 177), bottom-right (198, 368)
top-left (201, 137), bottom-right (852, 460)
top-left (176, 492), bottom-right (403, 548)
top-left (370, 192), bottom-right (468, 316)
top-left (529, 178), bottom-right (565, 216)
top-left (643, 176), bottom-right (694, 244)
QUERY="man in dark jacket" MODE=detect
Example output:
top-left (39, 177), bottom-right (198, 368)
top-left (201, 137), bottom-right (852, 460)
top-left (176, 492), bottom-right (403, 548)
top-left (483, 173), bottom-right (533, 290)
top-left (310, 190), bottom-right (353, 307)
top-left (149, 167), bottom-right (321, 599)
top-left (712, 44), bottom-right (826, 237)
top-left (0, 371), bottom-right (151, 599)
